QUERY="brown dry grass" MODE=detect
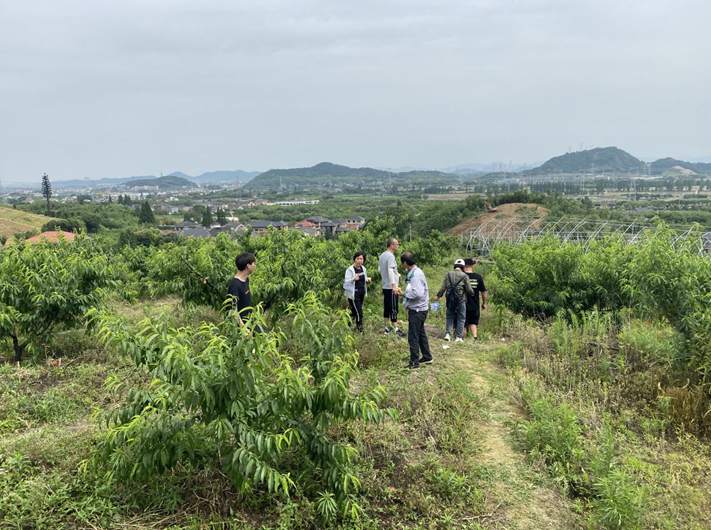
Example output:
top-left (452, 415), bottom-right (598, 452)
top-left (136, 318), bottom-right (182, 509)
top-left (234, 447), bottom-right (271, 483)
top-left (0, 205), bottom-right (59, 241)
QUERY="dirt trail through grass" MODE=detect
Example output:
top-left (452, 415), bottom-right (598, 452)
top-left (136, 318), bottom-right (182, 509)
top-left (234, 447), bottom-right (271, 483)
top-left (436, 330), bottom-right (581, 529)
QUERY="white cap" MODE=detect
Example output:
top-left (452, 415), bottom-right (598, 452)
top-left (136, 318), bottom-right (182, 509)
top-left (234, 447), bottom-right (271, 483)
top-left (454, 259), bottom-right (465, 267)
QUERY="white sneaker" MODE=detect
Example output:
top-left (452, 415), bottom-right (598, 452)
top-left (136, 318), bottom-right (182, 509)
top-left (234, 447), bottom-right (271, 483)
top-left (444, 333), bottom-right (451, 342)
top-left (455, 337), bottom-right (463, 343)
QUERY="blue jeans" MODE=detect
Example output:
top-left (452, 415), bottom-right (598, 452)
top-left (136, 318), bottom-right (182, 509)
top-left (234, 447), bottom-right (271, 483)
top-left (446, 300), bottom-right (466, 339)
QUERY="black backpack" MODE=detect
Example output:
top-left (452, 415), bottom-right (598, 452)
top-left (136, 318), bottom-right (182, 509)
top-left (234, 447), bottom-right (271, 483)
top-left (445, 274), bottom-right (465, 310)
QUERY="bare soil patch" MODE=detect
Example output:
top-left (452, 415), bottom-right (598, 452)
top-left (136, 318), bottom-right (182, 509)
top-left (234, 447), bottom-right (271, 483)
top-left (445, 202), bottom-right (549, 237)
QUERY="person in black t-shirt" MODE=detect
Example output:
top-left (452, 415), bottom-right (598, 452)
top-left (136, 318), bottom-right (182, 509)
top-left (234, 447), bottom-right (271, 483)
top-left (227, 252), bottom-right (256, 327)
top-left (462, 258), bottom-right (487, 341)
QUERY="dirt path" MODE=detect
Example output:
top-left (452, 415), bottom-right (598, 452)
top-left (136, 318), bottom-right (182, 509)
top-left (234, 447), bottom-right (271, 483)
top-left (440, 332), bottom-right (581, 529)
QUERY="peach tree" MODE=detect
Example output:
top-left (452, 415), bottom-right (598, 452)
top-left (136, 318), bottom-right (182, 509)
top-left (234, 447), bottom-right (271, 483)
top-left (88, 293), bottom-right (390, 521)
top-left (0, 237), bottom-right (113, 362)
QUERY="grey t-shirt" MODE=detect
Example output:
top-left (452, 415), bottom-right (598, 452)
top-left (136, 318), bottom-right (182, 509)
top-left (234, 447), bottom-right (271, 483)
top-left (379, 250), bottom-right (399, 290)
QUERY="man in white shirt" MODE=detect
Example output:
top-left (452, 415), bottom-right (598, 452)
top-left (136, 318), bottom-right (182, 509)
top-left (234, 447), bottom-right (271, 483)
top-left (401, 252), bottom-right (432, 369)
top-left (378, 237), bottom-right (405, 337)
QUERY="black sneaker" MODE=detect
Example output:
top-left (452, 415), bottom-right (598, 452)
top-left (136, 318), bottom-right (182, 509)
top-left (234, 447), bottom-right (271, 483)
top-left (395, 329), bottom-right (407, 338)
top-left (383, 328), bottom-right (390, 335)
top-left (419, 358), bottom-right (433, 365)
top-left (404, 363), bottom-right (420, 370)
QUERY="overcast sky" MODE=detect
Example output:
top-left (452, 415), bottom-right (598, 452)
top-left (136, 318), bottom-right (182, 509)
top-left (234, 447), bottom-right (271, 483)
top-left (1, 0), bottom-right (709, 182)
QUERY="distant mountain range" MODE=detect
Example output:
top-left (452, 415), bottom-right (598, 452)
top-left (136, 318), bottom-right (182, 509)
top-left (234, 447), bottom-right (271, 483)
top-left (243, 162), bottom-right (456, 190)
top-left (127, 175), bottom-right (198, 189)
top-left (649, 158), bottom-right (711, 175)
top-left (167, 170), bottom-right (261, 183)
top-left (522, 147), bottom-right (711, 176)
top-left (5, 149), bottom-right (711, 192)
top-left (243, 149), bottom-right (711, 191)
top-left (3, 170), bottom-right (262, 189)
top-left (524, 147), bottom-right (647, 175)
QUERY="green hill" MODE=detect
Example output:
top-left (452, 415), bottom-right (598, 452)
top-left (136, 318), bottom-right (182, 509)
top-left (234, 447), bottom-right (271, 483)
top-left (0, 205), bottom-right (60, 241)
top-left (125, 175), bottom-right (197, 189)
top-left (650, 158), bottom-right (711, 176)
top-left (244, 162), bottom-right (455, 190)
top-left (525, 147), bottom-right (646, 175)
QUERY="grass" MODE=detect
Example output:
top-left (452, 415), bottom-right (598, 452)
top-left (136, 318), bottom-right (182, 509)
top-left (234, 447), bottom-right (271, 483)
top-left (0, 204), bottom-right (59, 241)
top-left (5, 292), bottom-right (710, 528)
top-left (498, 312), bottom-right (711, 529)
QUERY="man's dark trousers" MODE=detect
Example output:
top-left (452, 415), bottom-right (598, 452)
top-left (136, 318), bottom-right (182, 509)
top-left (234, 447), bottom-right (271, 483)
top-left (408, 309), bottom-right (432, 366)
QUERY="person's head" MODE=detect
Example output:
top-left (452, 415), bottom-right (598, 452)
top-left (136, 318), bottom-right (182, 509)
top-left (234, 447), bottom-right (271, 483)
top-left (386, 237), bottom-right (399, 252)
top-left (463, 257), bottom-right (475, 271)
top-left (353, 251), bottom-right (366, 266)
top-left (454, 258), bottom-right (465, 271)
top-left (401, 251), bottom-right (416, 270)
top-left (236, 252), bottom-right (256, 274)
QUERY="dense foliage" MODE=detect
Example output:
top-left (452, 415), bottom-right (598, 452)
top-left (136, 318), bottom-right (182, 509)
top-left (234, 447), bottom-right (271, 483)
top-left (89, 294), bottom-right (388, 520)
top-left (0, 237), bottom-right (113, 361)
top-left (490, 224), bottom-right (711, 391)
top-left (142, 218), bottom-right (452, 316)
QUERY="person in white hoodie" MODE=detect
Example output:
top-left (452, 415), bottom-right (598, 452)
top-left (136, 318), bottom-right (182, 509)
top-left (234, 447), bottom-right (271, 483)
top-left (344, 251), bottom-right (371, 332)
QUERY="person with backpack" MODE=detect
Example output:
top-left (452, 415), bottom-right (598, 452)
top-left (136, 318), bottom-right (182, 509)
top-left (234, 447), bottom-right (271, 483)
top-left (434, 259), bottom-right (474, 342)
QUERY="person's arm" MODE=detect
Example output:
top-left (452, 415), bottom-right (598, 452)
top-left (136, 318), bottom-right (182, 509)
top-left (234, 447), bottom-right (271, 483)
top-left (388, 266), bottom-right (398, 289)
top-left (229, 296), bottom-right (245, 326)
top-left (345, 266), bottom-right (356, 284)
top-left (435, 274), bottom-right (449, 300)
top-left (481, 290), bottom-right (487, 310)
top-left (227, 283), bottom-right (243, 325)
top-left (407, 272), bottom-right (425, 300)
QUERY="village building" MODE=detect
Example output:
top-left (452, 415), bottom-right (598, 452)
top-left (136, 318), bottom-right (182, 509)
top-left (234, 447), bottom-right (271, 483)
top-left (250, 220), bottom-right (288, 236)
top-left (25, 231), bottom-right (76, 243)
top-left (294, 225), bottom-right (319, 236)
top-left (179, 228), bottom-right (211, 239)
top-left (175, 220), bottom-right (200, 231)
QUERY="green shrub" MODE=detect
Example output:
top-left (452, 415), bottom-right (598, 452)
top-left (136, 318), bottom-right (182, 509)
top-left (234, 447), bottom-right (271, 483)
top-left (0, 237), bottom-right (114, 362)
top-left (87, 294), bottom-right (390, 521)
top-left (591, 468), bottom-right (645, 530)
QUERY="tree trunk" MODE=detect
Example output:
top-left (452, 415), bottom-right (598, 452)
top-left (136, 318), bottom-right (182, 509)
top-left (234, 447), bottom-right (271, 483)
top-left (12, 335), bottom-right (26, 363)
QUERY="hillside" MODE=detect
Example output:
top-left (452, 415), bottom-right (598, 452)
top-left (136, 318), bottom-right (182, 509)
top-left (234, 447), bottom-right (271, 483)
top-left (445, 202), bottom-right (549, 237)
top-left (0, 205), bottom-right (58, 241)
top-left (244, 161), bottom-right (456, 190)
top-left (525, 147), bottom-right (645, 175)
top-left (650, 157), bottom-right (711, 176)
top-left (124, 175), bottom-right (197, 189)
